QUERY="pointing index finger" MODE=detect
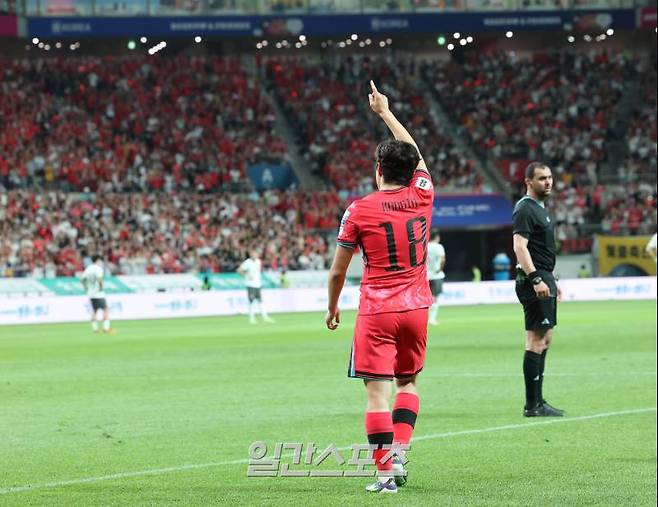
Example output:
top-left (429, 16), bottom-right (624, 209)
top-left (370, 80), bottom-right (378, 93)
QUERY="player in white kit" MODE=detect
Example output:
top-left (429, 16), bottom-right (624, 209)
top-left (237, 250), bottom-right (275, 324)
top-left (427, 231), bottom-right (446, 326)
top-left (81, 254), bottom-right (114, 334)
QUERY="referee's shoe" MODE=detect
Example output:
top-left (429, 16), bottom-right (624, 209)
top-left (524, 400), bottom-right (564, 417)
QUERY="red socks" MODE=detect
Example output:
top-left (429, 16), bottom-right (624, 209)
top-left (392, 392), bottom-right (419, 445)
top-left (365, 393), bottom-right (420, 474)
top-left (365, 411), bottom-right (394, 473)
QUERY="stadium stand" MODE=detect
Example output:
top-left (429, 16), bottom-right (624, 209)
top-left (426, 51), bottom-right (628, 174)
top-left (596, 57), bottom-right (657, 238)
top-left (425, 49), bottom-right (656, 250)
top-left (0, 190), bottom-right (339, 277)
top-left (0, 47), bottom-right (655, 273)
top-left (0, 56), bottom-right (287, 192)
top-left (265, 54), bottom-right (484, 194)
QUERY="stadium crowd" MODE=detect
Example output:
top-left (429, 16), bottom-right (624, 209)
top-left (0, 49), bottom-right (655, 275)
top-left (426, 50), bottom-right (656, 249)
top-left (586, 57), bottom-right (658, 241)
top-left (598, 58), bottom-right (657, 239)
top-left (266, 54), bottom-right (484, 195)
top-left (0, 190), bottom-right (339, 277)
top-left (427, 51), bottom-right (629, 169)
top-left (0, 55), bottom-right (288, 193)
top-left (618, 59), bottom-right (657, 185)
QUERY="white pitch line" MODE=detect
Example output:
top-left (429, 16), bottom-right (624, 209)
top-left (423, 372), bottom-right (657, 378)
top-left (1, 407), bottom-right (655, 496)
top-left (411, 407), bottom-right (656, 442)
top-left (0, 459), bottom-right (249, 495)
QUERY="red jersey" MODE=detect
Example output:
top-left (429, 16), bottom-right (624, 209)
top-left (337, 168), bottom-right (435, 315)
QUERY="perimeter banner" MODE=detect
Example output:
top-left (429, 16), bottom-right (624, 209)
top-left (27, 9), bottom-right (636, 38)
top-left (597, 235), bottom-right (657, 277)
top-left (1, 277), bottom-right (655, 325)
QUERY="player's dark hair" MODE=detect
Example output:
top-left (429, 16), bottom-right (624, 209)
top-left (525, 162), bottom-right (549, 179)
top-left (91, 254), bottom-right (101, 262)
top-left (375, 140), bottom-right (420, 187)
top-left (430, 231), bottom-right (440, 241)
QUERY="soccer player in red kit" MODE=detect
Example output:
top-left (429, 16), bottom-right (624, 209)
top-left (325, 81), bottom-right (434, 494)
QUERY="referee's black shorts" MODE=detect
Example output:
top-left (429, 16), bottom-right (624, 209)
top-left (90, 298), bottom-right (108, 311)
top-left (515, 270), bottom-right (558, 331)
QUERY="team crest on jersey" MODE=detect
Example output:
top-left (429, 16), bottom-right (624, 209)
top-left (415, 177), bottom-right (431, 190)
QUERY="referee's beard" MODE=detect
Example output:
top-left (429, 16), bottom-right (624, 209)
top-left (529, 184), bottom-right (552, 201)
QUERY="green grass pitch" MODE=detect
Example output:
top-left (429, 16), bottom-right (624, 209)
top-left (0, 300), bottom-right (655, 506)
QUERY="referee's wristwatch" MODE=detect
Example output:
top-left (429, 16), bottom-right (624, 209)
top-left (528, 271), bottom-right (543, 285)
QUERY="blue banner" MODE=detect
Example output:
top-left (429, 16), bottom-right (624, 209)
top-left (27, 17), bottom-right (253, 37)
top-left (247, 163), bottom-right (298, 190)
top-left (27, 10), bottom-right (636, 38)
top-left (432, 194), bottom-right (513, 229)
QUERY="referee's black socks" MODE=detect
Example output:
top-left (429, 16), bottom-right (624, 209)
top-left (538, 349), bottom-right (548, 402)
top-left (523, 351), bottom-right (542, 408)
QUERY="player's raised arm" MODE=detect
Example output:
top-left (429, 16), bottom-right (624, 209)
top-left (368, 80), bottom-right (428, 173)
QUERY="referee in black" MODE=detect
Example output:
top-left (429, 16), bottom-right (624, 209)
top-left (512, 162), bottom-right (564, 417)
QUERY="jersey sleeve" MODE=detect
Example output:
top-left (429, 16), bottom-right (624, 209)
top-left (337, 203), bottom-right (359, 249)
top-left (512, 203), bottom-right (533, 239)
top-left (410, 169), bottom-right (434, 205)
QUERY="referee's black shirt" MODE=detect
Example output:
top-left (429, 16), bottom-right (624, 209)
top-left (512, 196), bottom-right (556, 272)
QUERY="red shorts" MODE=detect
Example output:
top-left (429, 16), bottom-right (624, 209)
top-left (348, 308), bottom-right (428, 381)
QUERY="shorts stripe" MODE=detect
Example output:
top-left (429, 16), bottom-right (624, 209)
top-left (351, 370), bottom-right (394, 381)
top-left (348, 367), bottom-right (425, 381)
top-left (395, 366), bottom-right (424, 378)
top-left (348, 342), bottom-right (356, 378)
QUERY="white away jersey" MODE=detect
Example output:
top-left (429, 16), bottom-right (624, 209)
top-left (240, 258), bottom-right (262, 288)
top-left (427, 242), bottom-right (446, 281)
top-left (82, 263), bottom-right (105, 298)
